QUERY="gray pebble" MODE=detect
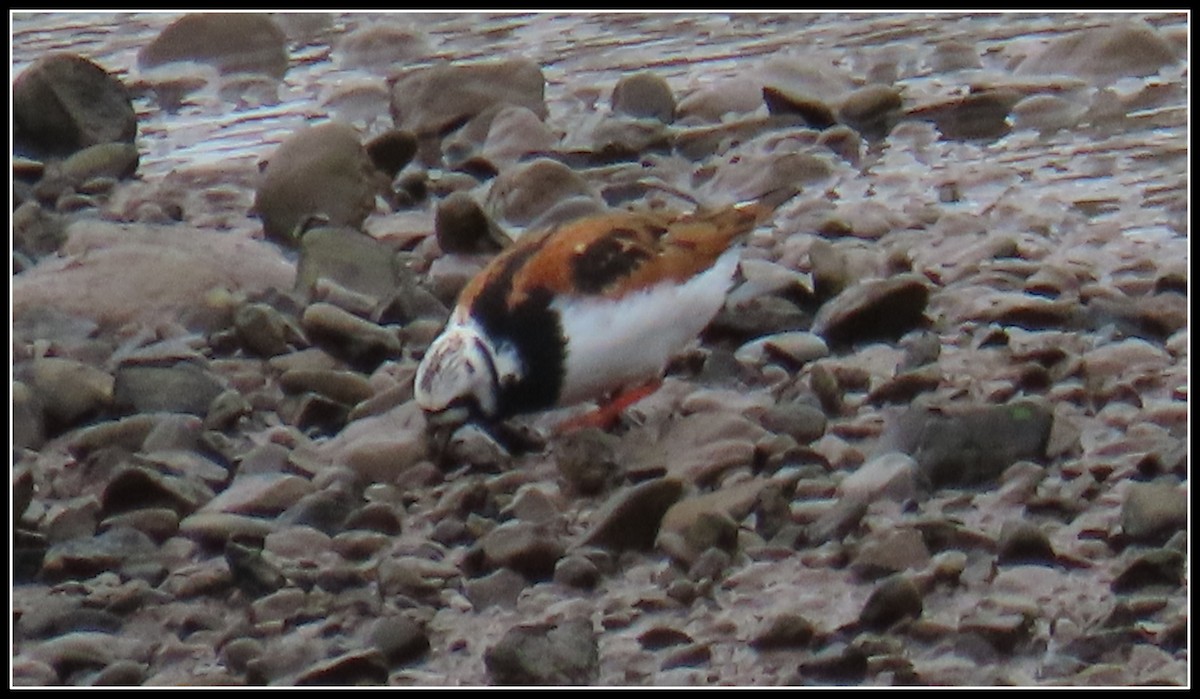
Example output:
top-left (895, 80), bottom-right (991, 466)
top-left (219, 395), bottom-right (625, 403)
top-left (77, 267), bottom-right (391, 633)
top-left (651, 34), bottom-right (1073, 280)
top-left (811, 273), bottom-right (930, 348)
top-left (577, 477), bottom-right (683, 552)
top-left (112, 361), bottom-right (225, 417)
top-left (996, 520), bottom-right (1057, 565)
top-left (295, 648), bottom-right (389, 686)
top-left (1111, 548), bottom-right (1184, 593)
top-left (1119, 481), bottom-right (1186, 545)
top-left (464, 567), bottom-right (527, 610)
top-left (13, 53), bottom-right (137, 159)
top-left (368, 614), bottom-right (430, 667)
top-left (750, 613), bottom-right (815, 650)
top-left (553, 554), bottom-right (601, 589)
top-left (476, 520), bottom-right (565, 580)
top-left (485, 617), bottom-right (598, 686)
top-left (611, 71), bottom-right (676, 123)
top-left (220, 636), bottom-right (264, 675)
top-left (859, 574), bottom-right (923, 631)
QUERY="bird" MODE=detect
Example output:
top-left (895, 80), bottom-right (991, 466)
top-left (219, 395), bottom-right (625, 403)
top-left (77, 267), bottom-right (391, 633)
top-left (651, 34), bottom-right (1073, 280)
top-left (413, 197), bottom-right (777, 435)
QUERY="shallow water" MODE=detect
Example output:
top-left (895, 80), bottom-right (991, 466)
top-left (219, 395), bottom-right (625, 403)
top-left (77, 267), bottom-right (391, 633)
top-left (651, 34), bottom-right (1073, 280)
top-left (12, 12), bottom-right (1188, 240)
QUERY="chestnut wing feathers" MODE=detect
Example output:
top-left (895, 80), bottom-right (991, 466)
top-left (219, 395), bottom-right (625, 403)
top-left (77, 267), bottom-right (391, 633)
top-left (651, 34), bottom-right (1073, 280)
top-left (504, 202), bottom-right (765, 306)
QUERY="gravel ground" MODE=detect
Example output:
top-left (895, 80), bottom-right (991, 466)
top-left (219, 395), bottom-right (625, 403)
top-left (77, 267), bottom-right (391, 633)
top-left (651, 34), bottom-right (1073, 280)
top-left (11, 11), bottom-right (1189, 687)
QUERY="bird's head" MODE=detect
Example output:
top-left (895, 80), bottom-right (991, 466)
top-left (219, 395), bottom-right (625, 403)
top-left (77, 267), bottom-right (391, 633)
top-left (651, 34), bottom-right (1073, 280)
top-left (414, 323), bottom-right (501, 432)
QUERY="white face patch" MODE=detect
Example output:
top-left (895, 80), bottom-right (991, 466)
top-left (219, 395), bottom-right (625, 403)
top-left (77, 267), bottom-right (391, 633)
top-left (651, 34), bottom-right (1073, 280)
top-left (414, 321), bottom-right (501, 418)
top-left (552, 247), bottom-right (740, 406)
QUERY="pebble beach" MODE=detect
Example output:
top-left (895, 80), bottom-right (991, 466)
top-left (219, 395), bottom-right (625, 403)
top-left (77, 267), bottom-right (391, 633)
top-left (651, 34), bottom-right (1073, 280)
top-left (10, 11), bottom-right (1190, 687)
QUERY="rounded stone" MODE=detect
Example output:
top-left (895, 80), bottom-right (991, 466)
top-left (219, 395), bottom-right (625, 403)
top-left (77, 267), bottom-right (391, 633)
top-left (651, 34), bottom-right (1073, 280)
top-left (812, 273), bottom-right (930, 348)
top-left (112, 361), bottom-right (225, 417)
top-left (1017, 19), bottom-right (1179, 81)
top-left (368, 615), bottom-right (430, 666)
top-left (750, 613), bottom-right (816, 650)
top-left (611, 71), bottom-right (676, 123)
top-left (138, 13), bottom-right (288, 78)
top-left (837, 84), bottom-right (903, 139)
top-left (364, 129), bottom-right (418, 180)
top-left (389, 58), bottom-right (547, 137)
top-left (578, 477), bottom-right (684, 551)
top-left (435, 190), bottom-right (509, 254)
top-left (254, 122), bottom-right (382, 244)
top-left (13, 53), bottom-right (137, 159)
top-left (295, 225), bottom-right (401, 303)
top-left (859, 574), bottom-right (923, 630)
top-left (28, 357), bottom-right (114, 429)
top-left (485, 617), bottom-right (598, 686)
top-left (485, 157), bottom-right (599, 229)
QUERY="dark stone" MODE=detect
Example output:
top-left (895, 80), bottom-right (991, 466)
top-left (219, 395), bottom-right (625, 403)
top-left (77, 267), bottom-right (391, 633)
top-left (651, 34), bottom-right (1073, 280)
top-left (476, 520), bottom-right (565, 581)
top-left (138, 13), bottom-right (288, 78)
top-left (1017, 19), bottom-right (1179, 81)
top-left (760, 401), bottom-right (827, 444)
top-left (904, 87), bottom-right (1020, 142)
top-left (20, 605), bottom-right (125, 639)
top-left (41, 526), bottom-right (158, 583)
top-left (112, 361), bottom-right (225, 417)
top-left (959, 613), bottom-right (1034, 655)
top-left (368, 615), bottom-right (430, 667)
top-left (812, 274), bottom-right (930, 348)
top-left (364, 129), bottom-right (417, 180)
top-left (14, 530), bottom-right (47, 583)
top-left (485, 617), bottom-right (599, 686)
top-left (661, 643), bottom-right (712, 670)
top-left (859, 574), bottom-right (923, 631)
top-left (1119, 481), bottom-right (1186, 545)
top-left (289, 392), bottom-right (350, 436)
top-left (296, 225), bottom-right (402, 302)
top-left (295, 649), bottom-right (389, 686)
top-left (553, 554), bottom-right (601, 589)
top-left (1111, 548), bottom-right (1184, 593)
top-left (707, 295), bottom-right (811, 343)
top-left (996, 520), bottom-right (1058, 565)
top-left (611, 71), bottom-right (676, 123)
top-left (866, 366), bottom-right (942, 406)
top-left (879, 400), bottom-right (1054, 489)
top-left (343, 502), bottom-right (402, 535)
top-left (464, 567), bottom-right (527, 610)
top-left (390, 58), bottom-right (547, 139)
top-left (555, 427), bottom-right (620, 496)
top-left (750, 613), bottom-right (816, 650)
top-left (762, 85), bottom-right (837, 128)
top-left (577, 477), bottom-right (684, 551)
top-left (808, 497), bottom-right (867, 545)
top-left (434, 191), bottom-right (508, 254)
top-left (796, 642), bottom-right (868, 683)
top-left (279, 490), bottom-right (355, 536)
top-left (1058, 628), bottom-right (1137, 664)
top-left (13, 53), bottom-right (137, 159)
top-left (637, 626), bottom-right (693, 650)
top-left (101, 466), bottom-right (214, 519)
top-left (224, 538), bottom-right (288, 599)
top-left (254, 122), bottom-right (382, 244)
top-left (837, 84), bottom-right (903, 140)
top-left (90, 660), bottom-right (147, 687)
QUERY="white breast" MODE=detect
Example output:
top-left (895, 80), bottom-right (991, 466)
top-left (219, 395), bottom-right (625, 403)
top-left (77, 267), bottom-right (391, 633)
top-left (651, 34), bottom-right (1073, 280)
top-left (552, 248), bottom-right (739, 407)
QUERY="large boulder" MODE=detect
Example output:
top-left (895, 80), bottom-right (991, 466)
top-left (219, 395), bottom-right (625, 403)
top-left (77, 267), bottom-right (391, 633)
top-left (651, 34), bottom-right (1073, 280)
top-left (138, 13), bottom-right (289, 78)
top-left (13, 53), bottom-right (137, 159)
top-left (253, 122), bottom-right (384, 244)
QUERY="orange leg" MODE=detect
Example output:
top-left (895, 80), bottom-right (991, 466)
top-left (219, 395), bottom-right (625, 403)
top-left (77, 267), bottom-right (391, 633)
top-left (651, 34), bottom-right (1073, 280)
top-left (556, 379), bottom-right (663, 433)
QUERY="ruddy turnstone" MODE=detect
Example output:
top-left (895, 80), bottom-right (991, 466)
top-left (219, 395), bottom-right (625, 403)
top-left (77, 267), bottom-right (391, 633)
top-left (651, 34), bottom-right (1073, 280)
top-left (414, 199), bottom-right (774, 433)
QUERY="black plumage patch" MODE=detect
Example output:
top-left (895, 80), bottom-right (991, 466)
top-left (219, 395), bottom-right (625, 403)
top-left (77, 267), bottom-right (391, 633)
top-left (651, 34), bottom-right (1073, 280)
top-left (570, 227), bottom-right (653, 294)
top-left (468, 246), bottom-right (566, 418)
